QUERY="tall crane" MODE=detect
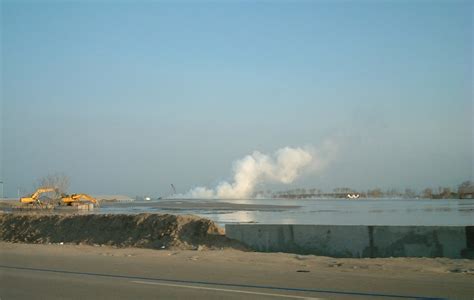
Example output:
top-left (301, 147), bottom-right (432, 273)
top-left (171, 184), bottom-right (177, 195)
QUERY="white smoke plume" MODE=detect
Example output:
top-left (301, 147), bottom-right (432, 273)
top-left (182, 142), bottom-right (336, 199)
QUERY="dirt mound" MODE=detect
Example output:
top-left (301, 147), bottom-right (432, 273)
top-left (0, 213), bottom-right (244, 250)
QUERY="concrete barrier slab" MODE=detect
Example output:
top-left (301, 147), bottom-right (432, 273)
top-left (226, 224), bottom-right (472, 258)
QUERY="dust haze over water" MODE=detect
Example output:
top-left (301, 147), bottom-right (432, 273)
top-left (179, 141), bottom-right (337, 199)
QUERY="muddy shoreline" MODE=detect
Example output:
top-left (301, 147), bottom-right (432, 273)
top-left (104, 200), bottom-right (300, 211)
top-left (0, 199), bottom-right (300, 212)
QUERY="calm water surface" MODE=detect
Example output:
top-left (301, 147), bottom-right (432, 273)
top-left (101, 198), bottom-right (474, 227)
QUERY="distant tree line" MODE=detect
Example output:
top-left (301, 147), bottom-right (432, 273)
top-left (255, 180), bottom-right (473, 199)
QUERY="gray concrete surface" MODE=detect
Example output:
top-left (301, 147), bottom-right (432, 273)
top-left (225, 225), bottom-right (474, 258)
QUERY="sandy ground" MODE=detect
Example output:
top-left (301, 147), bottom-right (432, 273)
top-left (2, 241), bottom-right (473, 276)
top-left (1, 242), bottom-right (474, 299)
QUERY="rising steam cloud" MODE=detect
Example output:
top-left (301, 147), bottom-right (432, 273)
top-left (183, 142), bottom-right (336, 199)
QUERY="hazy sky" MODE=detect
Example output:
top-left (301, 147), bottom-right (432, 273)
top-left (1, 0), bottom-right (472, 197)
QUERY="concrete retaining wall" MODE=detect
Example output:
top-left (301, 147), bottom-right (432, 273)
top-left (225, 224), bottom-right (474, 258)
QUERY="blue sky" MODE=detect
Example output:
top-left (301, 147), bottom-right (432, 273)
top-left (1, 0), bottom-right (472, 197)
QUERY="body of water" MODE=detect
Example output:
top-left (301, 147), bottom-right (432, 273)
top-left (100, 198), bottom-right (474, 227)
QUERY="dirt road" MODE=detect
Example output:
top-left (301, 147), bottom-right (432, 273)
top-left (1, 242), bottom-right (473, 299)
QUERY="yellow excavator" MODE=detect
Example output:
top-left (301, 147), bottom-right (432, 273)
top-left (61, 193), bottom-right (99, 206)
top-left (20, 187), bottom-right (58, 204)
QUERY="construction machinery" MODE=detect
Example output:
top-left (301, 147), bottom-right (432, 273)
top-left (20, 187), bottom-right (58, 204)
top-left (61, 193), bottom-right (99, 206)
top-left (171, 184), bottom-right (177, 194)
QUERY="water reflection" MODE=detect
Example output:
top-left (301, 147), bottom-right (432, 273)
top-left (99, 198), bottom-right (474, 226)
top-left (210, 210), bottom-right (257, 224)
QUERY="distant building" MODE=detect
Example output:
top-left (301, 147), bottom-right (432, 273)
top-left (459, 184), bottom-right (474, 199)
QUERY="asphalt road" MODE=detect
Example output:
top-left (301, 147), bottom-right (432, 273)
top-left (0, 243), bottom-right (472, 300)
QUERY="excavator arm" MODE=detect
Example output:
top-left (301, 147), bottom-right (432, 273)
top-left (31, 188), bottom-right (57, 199)
top-left (20, 187), bottom-right (57, 204)
top-left (61, 193), bottom-right (99, 206)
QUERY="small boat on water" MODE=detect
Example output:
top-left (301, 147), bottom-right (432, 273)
top-left (347, 194), bottom-right (360, 199)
